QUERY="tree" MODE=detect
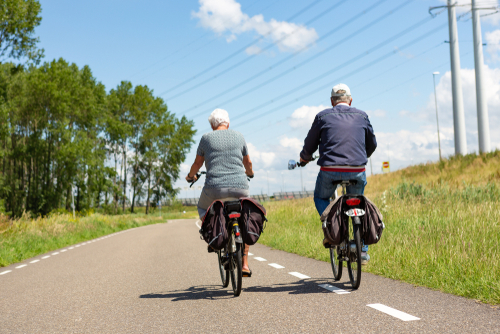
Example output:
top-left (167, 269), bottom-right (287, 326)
top-left (0, 0), bottom-right (43, 62)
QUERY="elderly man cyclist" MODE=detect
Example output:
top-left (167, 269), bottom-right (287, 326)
top-left (186, 108), bottom-right (255, 277)
top-left (299, 83), bottom-right (377, 264)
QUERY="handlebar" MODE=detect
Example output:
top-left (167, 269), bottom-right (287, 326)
top-left (189, 172), bottom-right (206, 188)
top-left (288, 155), bottom-right (319, 170)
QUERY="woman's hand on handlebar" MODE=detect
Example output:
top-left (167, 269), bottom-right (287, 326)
top-left (186, 173), bottom-right (198, 183)
top-left (246, 173), bottom-right (254, 179)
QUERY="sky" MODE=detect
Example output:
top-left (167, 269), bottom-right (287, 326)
top-left (36, 0), bottom-right (500, 198)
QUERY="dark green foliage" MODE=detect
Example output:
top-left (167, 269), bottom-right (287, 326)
top-left (0, 0), bottom-right (44, 62)
top-left (0, 60), bottom-right (195, 217)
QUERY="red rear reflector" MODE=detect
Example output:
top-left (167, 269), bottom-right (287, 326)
top-left (229, 213), bottom-right (241, 218)
top-left (346, 198), bottom-right (361, 206)
top-left (235, 232), bottom-right (240, 237)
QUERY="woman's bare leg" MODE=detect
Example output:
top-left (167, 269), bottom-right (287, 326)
top-left (242, 244), bottom-right (250, 271)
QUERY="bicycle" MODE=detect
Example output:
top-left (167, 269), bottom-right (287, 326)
top-left (189, 172), bottom-right (250, 297)
top-left (288, 159), bottom-right (365, 289)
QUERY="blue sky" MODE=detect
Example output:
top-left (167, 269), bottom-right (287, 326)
top-left (37, 0), bottom-right (500, 197)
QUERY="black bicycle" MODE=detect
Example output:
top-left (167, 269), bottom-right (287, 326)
top-left (189, 172), bottom-right (248, 297)
top-left (327, 180), bottom-right (365, 289)
top-left (288, 159), bottom-right (365, 289)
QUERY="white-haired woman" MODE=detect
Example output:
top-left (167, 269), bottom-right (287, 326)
top-left (186, 108), bottom-right (254, 277)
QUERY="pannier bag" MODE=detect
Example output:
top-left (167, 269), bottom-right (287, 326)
top-left (320, 195), bottom-right (346, 246)
top-left (200, 200), bottom-right (228, 250)
top-left (238, 197), bottom-right (267, 245)
top-left (362, 197), bottom-right (385, 245)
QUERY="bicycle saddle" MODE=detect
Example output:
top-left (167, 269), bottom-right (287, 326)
top-left (224, 200), bottom-right (241, 214)
top-left (332, 179), bottom-right (358, 187)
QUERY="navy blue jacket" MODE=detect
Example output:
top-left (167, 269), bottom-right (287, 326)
top-left (300, 105), bottom-right (377, 166)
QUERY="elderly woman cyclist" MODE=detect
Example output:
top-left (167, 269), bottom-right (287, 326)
top-left (186, 108), bottom-right (254, 277)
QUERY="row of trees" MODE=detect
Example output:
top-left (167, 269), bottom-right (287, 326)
top-left (0, 60), bottom-right (195, 217)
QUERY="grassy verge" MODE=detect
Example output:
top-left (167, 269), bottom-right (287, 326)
top-left (0, 208), bottom-right (198, 267)
top-left (259, 181), bottom-right (500, 305)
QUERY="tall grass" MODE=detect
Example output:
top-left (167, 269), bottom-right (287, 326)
top-left (0, 208), bottom-right (198, 267)
top-left (260, 181), bottom-right (500, 305)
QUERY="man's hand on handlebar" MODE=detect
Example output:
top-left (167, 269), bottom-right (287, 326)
top-left (246, 173), bottom-right (254, 179)
top-left (299, 158), bottom-right (309, 167)
top-left (186, 173), bottom-right (198, 183)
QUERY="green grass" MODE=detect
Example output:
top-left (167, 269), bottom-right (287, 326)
top-left (260, 180), bottom-right (500, 305)
top-left (0, 208), bottom-right (198, 267)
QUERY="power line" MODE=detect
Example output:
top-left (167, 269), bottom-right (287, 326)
top-left (164, 0), bottom-right (348, 101)
top-left (128, 0), bottom-right (276, 80)
top-left (242, 41), bottom-right (446, 140)
top-left (225, 16), bottom-right (440, 128)
top-left (249, 51), bottom-right (473, 148)
top-left (179, 0), bottom-right (391, 115)
top-left (157, 0), bottom-right (327, 97)
top-left (186, 0), bottom-right (415, 122)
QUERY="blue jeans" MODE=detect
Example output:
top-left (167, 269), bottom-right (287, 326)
top-left (314, 170), bottom-right (368, 252)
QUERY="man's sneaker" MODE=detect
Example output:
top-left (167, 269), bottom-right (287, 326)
top-left (361, 252), bottom-right (370, 265)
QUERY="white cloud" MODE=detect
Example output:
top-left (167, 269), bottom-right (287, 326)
top-left (486, 29), bottom-right (500, 62)
top-left (279, 136), bottom-right (303, 152)
top-left (401, 65), bottom-right (500, 153)
top-left (245, 45), bottom-right (262, 55)
top-left (192, 0), bottom-right (318, 52)
top-left (247, 142), bottom-right (276, 167)
top-left (288, 104), bottom-right (328, 129)
top-left (366, 109), bottom-right (387, 118)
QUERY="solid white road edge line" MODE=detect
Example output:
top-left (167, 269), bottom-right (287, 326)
top-left (253, 257), bottom-right (267, 262)
top-left (30, 260), bottom-right (40, 263)
top-left (15, 264), bottom-right (27, 269)
top-left (0, 270), bottom-right (11, 275)
top-left (289, 272), bottom-right (310, 279)
top-left (41, 256), bottom-right (50, 259)
top-left (268, 263), bottom-right (285, 269)
top-left (367, 304), bottom-right (420, 321)
top-left (318, 284), bottom-right (350, 294)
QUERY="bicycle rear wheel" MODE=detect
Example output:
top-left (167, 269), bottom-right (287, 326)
top-left (347, 218), bottom-right (362, 289)
top-left (229, 242), bottom-right (242, 296)
top-left (330, 246), bottom-right (342, 281)
top-left (217, 250), bottom-right (229, 287)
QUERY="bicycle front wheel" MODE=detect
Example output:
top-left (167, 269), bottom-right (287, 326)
top-left (217, 250), bottom-right (229, 287)
top-left (330, 246), bottom-right (342, 281)
top-left (347, 218), bottom-right (362, 289)
top-left (229, 243), bottom-right (242, 296)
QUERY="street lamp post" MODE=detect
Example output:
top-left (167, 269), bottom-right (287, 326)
top-left (433, 71), bottom-right (443, 161)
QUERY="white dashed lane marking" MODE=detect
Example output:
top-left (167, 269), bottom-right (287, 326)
top-left (60, 249), bottom-right (67, 252)
top-left (75, 245), bottom-right (80, 247)
top-left (289, 272), bottom-right (310, 279)
top-left (52, 252), bottom-right (59, 255)
top-left (318, 284), bottom-right (350, 294)
top-left (248, 252), bottom-right (254, 256)
top-left (15, 264), bottom-right (27, 269)
top-left (41, 256), bottom-right (50, 259)
top-left (367, 304), bottom-right (420, 321)
top-left (30, 260), bottom-right (40, 263)
top-left (69, 247), bottom-right (74, 249)
top-left (0, 270), bottom-right (11, 275)
top-left (268, 263), bottom-right (285, 269)
top-left (253, 257), bottom-right (267, 262)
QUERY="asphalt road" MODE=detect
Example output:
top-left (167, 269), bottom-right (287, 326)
top-left (1, 218), bottom-right (499, 333)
